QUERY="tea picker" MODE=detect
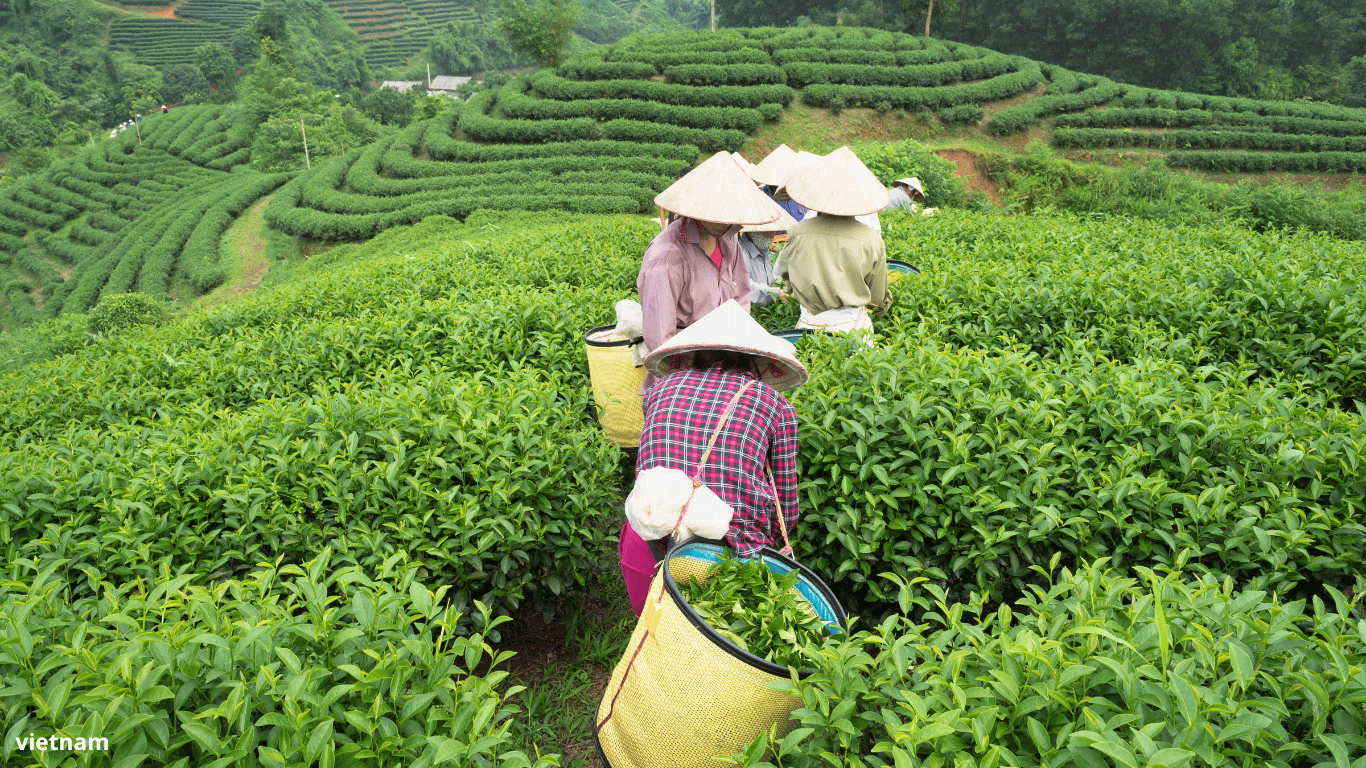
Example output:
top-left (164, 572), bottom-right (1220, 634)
top-left (595, 301), bottom-right (850, 767)
top-left (780, 146), bottom-right (894, 335)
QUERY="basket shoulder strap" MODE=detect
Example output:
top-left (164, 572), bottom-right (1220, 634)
top-left (765, 461), bottom-right (793, 558)
top-left (669, 379), bottom-right (756, 542)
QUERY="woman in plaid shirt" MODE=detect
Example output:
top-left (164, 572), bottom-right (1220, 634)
top-left (620, 301), bottom-right (808, 615)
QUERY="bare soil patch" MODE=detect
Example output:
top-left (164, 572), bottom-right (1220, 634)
top-left (936, 148), bottom-right (1001, 205)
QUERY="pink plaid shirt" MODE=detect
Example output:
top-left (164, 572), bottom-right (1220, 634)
top-left (636, 367), bottom-right (800, 558)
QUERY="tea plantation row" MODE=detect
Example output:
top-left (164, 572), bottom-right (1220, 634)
top-left (1, 212), bottom-right (640, 767)
top-left (0, 105), bottom-right (270, 324)
top-left (3, 206), bottom-right (1364, 765)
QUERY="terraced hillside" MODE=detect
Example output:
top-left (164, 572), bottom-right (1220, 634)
top-left (270, 26), bottom-right (1366, 242)
top-left (0, 106), bottom-right (285, 327)
top-left (107, 15), bottom-right (239, 67)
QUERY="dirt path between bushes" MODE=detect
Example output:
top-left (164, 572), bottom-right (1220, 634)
top-left (195, 195), bottom-right (272, 312)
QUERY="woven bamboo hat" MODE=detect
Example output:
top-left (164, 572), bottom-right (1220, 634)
top-left (644, 300), bottom-right (808, 391)
top-left (749, 144), bottom-right (798, 186)
top-left (894, 177), bottom-right (925, 196)
top-left (731, 152), bottom-right (757, 176)
top-left (773, 151), bottom-right (823, 201)
top-left (785, 146), bottom-right (891, 216)
top-left (654, 151), bottom-right (784, 225)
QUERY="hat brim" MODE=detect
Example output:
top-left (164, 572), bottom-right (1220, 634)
top-left (644, 300), bottom-right (808, 391)
top-left (786, 146), bottom-right (890, 217)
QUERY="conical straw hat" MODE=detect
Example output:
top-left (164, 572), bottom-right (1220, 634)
top-left (784, 146), bottom-right (891, 216)
top-left (654, 151), bottom-right (783, 225)
top-left (731, 152), bottom-right (756, 176)
top-left (749, 144), bottom-right (798, 186)
top-left (894, 177), bottom-right (924, 196)
top-left (740, 205), bottom-right (798, 232)
top-left (644, 300), bottom-right (808, 391)
top-left (773, 150), bottom-right (823, 202)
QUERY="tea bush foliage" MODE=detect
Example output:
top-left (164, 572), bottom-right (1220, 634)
top-left (4, 204), bottom-right (1366, 764)
top-left (7, 23), bottom-right (1366, 765)
top-left (729, 560), bottom-right (1366, 767)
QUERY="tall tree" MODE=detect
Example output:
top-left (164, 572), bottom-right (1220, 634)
top-left (194, 42), bottom-right (238, 87)
top-left (498, 0), bottom-right (582, 68)
top-left (902, 0), bottom-right (959, 36)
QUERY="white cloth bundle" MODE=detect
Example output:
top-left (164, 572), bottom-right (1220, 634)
top-left (613, 299), bottom-right (650, 367)
top-left (625, 466), bottom-right (734, 544)
top-left (796, 305), bottom-right (872, 333)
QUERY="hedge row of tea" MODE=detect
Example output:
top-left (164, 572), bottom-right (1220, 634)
top-left (732, 562), bottom-right (1366, 767)
top-left (1047, 92), bottom-right (1366, 171)
top-left (3, 207), bottom-right (1362, 765)
top-left (0, 106), bottom-right (270, 325)
top-left (0, 212), bottom-right (645, 766)
top-left (108, 16), bottom-right (235, 67)
top-left (264, 112), bottom-right (694, 240)
top-left (262, 28), bottom-right (1075, 241)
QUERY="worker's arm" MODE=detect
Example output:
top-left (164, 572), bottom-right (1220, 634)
top-left (869, 241), bottom-right (892, 315)
top-left (638, 259), bottom-right (684, 353)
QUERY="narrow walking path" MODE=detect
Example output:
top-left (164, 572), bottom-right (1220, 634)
top-left (196, 194), bottom-right (273, 312)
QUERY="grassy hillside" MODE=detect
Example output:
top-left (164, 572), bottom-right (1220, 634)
top-left (0, 203), bottom-right (1362, 765)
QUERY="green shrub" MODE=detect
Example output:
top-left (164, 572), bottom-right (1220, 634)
top-left (664, 63), bottom-right (786, 86)
top-left (758, 102), bottom-right (783, 122)
top-left (801, 61), bottom-right (1044, 111)
top-left (939, 103), bottom-right (984, 124)
top-left (987, 77), bottom-right (1124, 135)
top-left (0, 551), bottom-right (556, 767)
top-left (828, 95), bottom-right (846, 114)
top-left (88, 291), bottom-right (168, 334)
top-left (730, 561), bottom-right (1366, 767)
top-left (853, 139), bottom-right (964, 207)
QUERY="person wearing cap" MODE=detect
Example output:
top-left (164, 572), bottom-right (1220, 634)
top-left (637, 151), bottom-right (788, 394)
top-left (739, 206), bottom-right (798, 307)
top-left (617, 300), bottom-right (807, 614)
top-left (779, 146), bottom-right (893, 334)
top-left (885, 177), bottom-right (927, 212)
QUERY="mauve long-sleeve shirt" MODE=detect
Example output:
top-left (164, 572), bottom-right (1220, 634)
top-left (637, 217), bottom-right (752, 392)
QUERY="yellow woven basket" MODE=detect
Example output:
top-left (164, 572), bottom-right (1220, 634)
top-left (594, 541), bottom-right (848, 767)
top-left (584, 325), bottom-right (647, 449)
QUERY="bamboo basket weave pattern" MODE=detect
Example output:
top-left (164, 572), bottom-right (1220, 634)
top-left (584, 325), bottom-right (647, 448)
top-left (595, 541), bottom-right (847, 767)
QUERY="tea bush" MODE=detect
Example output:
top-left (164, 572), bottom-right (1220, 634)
top-left (986, 78), bottom-right (1125, 135)
top-left (0, 551), bottom-right (554, 768)
top-left (729, 560), bottom-right (1366, 767)
top-left (801, 63), bottom-right (1045, 111)
top-left (87, 291), bottom-right (168, 334)
top-left (879, 210), bottom-right (1366, 406)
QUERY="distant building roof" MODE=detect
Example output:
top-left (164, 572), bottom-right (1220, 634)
top-left (380, 80), bottom-right (423, 93)
top-left (429, 75), bottom-right (472, 92)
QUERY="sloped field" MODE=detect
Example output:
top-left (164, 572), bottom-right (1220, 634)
top-left (269, 27), bottom-right (1366, 243)
top-left (0, 106), bottom-right (282, 324)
